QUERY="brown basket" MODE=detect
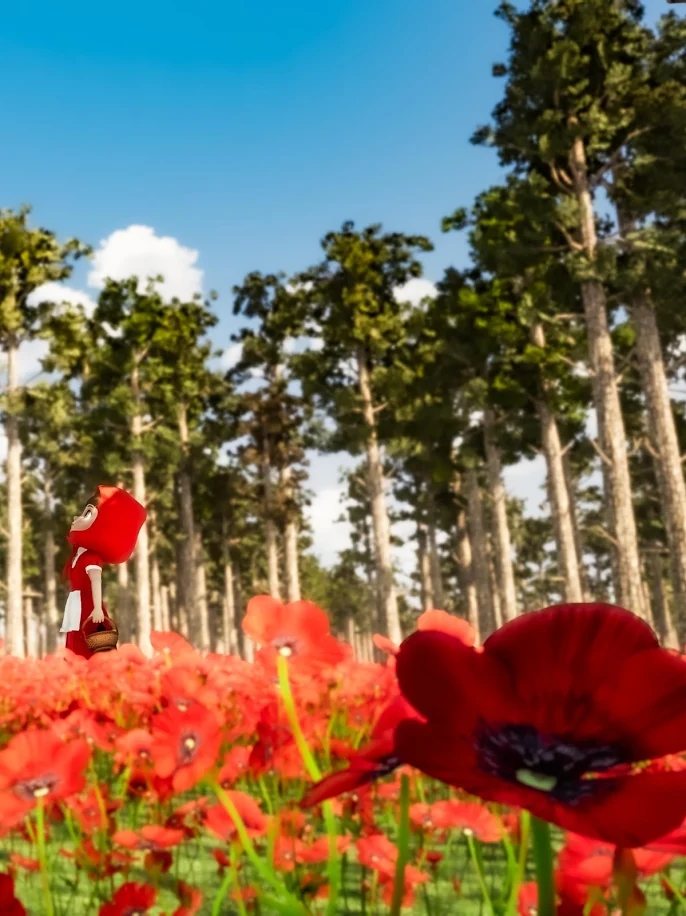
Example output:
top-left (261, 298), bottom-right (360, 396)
top-left (82, 616), bottom-right (119, 653)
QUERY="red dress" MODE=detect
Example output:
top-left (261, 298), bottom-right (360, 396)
top-left (62, 548), bottom-right (109, 659)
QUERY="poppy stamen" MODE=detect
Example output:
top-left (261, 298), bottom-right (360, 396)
top-left (15, 775), bottom-right (59, 801)
top-left (476, 722), bottom-right (622, 805)
top-left (180, 735), bottom-right (198, 763)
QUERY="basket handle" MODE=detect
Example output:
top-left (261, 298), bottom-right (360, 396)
top-left (81, 612), bottom-right (115, 633)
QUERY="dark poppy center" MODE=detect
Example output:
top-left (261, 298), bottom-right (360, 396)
top-left (14, 774), bottom-right (59, 801)
top-left (179, 733), bottom-right (199, 763)
top-left (272, 636), bottom-right (299, 657)
top-left (475, 722), bottom-right (622, 805)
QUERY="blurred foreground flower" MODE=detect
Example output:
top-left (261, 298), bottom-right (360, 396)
top-left (395, 603), bottom-right (686, 847)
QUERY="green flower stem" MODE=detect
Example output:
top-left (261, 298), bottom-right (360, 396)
top-left (211, 868), bottom-right (235, 916)
top-left (531, 816), bottom-right (556, 916)
top-left (276, 654), bottom-right (322, 781)
top-left (277, 654), bottom-right (341, 916)
top-left (661, 875), bottom-right (686, 908)
top-left (212, 781), bottom-right (308, 915)
top-left (466, 831), bottom-right (497, 916)
top-left (389, 773), bottom-right (411, 916)
top-left (35, 800), bottom-right (55, 916)
top-left (505, 810), bottom-right (531, 916)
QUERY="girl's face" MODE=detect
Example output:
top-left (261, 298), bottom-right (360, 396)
top-left (70, 502), bottom-right (99, 532)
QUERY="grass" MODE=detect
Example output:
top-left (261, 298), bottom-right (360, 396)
top-left (5, 821), bottom-right (686, 914)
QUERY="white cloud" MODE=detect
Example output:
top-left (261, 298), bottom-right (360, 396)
top-left (20, 284), bottom-right (96, 384)
top-left (27, 282), bottom-right (97, 315)
top-left (221, 343), bottom-right (243, 370)
top-left (393, 278), bottom-right (437, 306)
top-left (18, 339), bottom-right (50, 384)
top-left (88, 225), bottom-right (203, 300)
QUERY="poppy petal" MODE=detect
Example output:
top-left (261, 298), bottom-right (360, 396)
top-left (396, 631), bottom-right (508, 726)
top-left (417, 609), bottom-right (476, 645)
top-left (285, 601), bottom-right (331, 642)
top-left (597, 649), bottom-right (686, 760)
top-left (242, 595), bottom-right (284, 644)
top-left (559, 771), bottom-right (686, 849)
top-left (301, 760), bottom-right (384, 808)
top-left (482, 604), bottom-right (658, 732)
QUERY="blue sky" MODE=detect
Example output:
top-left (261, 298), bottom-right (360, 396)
top-left (2, 0), bottom-right (672, 332)
top-left (2, 0), bottom-right (677, 565)
top-left (3, 0), bottom-right (510, 326)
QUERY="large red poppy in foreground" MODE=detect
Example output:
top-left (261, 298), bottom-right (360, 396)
top-left (394, 603), bottom-right (686, 848)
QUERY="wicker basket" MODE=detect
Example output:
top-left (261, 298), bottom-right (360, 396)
top-left (83, 617), bottom-right (119, 653)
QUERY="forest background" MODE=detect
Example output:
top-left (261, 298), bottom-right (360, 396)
top-left (0, 0), bottom-right (685, 659)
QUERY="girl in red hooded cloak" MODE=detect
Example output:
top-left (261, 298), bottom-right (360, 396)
top-left (61, 485), bottom-right (147, 658)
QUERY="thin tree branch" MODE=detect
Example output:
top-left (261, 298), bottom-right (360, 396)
top-left (589, 437), bottom-right (613, 468)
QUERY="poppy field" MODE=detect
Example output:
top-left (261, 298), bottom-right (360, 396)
top-left (2, 598), bottom-right (686, 915)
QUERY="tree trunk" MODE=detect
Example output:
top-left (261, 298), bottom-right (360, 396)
top-left (43, 482), bottom-right (59, 653)
top-left (631, 290), bottom-right (686, 633)
top-left (176, 404), bottom-right (197, 639)
top-left (454, 504), bottom-right (479, 640)
top-left (568, 133), bottom-right (648, 618)
top-left (425, 487), bottom-right (445, 608)
top-left (281, 464), bottom-right (301, 602)
top-left (116, 562), bottom-right (134, 642)
top-left (483, 408), bottom-right (518, 621)
top-left (646, 551), bottom-right (678, 648)
top-left (532, 323), bottom-right (584, 603)
top-left (488, 542), bottom-right (503, 628)
top-left (194, 531), bottom-right (210, 651)
top-left (464, 468), bottom-right (497, 637)
top-left (150, 550), bottom-right (163, 632)
top-left (24, 595), bottom-right (37, 658)
top-left (562, 452), bottom-right (589, 600)
top-left (5, 338), bottom-right (24, 656)
top-left (261, 438), bottom-right (281, 600)
top-left (356, 347), bottom-right (401, 644)
top-left (222, 555), bottom-right (237, 654)
top-left (131, 363), bottom-right (151, 654)
top-left (537, 397), bottom-right (585, 602)
top-left (160, 584), bottom-right (171, 632)
top-left (416, 521), bottom-right (433, 611)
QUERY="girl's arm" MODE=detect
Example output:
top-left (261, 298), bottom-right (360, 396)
top-left (87, 567), bottom-right (105, 623)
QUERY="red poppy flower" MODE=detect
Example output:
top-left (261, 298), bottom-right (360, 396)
top-left (356, 834), bottom-right (428, 906)
top-left (8, 854), bottom-right (38, 872)
top-left (216, 746), bottom-right (251, 788)
top-left (556, 831), bottom-right (674, 908)
top-left (99, 882), bottom-right (157, 916)
top-left (409, 800), bottom-right (502, 842)
top-left (242, 595), bottom-right (349, 665)
top-left (151, 631), bottom-right (197, 660)
top-left (159, 667), bottom-right (219, 713)
top-left (301, 695), bottom-right (419, 807)
top-left (112, 824), bottom-right (185, 850)
top-left (173, 881), bottom-right (203, 916)
top-left (394, 603), bottom-right (686, 847)
top-left (0, 873), bottom-right (26, 916)
top-left (70, 788), bottom-right (120, 833)
top-left (0, 728), bottom-right (91, 825)
top-left (517, 882), bottom-right (538, 916)
top-left (150, 703), bottom-right (222, 792)
top-left (204, 791), bottom-right (268, 841)
top-left (374, 608), bottom-right (476, 658)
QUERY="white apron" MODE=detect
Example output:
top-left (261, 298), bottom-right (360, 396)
top-left (60, 547), bottom-right (87, 633)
